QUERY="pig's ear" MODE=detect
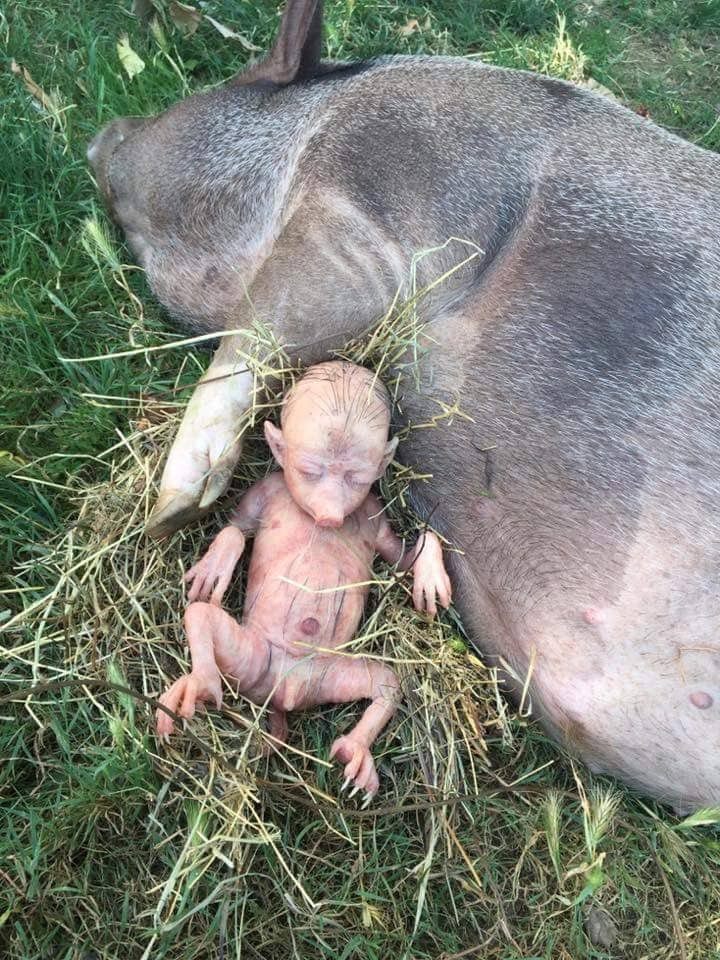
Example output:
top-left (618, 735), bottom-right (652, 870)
top-left (264, 421), bottom-right (287, 467)
top-left (377, 436), bottom-right (399, 477)
top-left (235, 0), bottom-right (323, 88)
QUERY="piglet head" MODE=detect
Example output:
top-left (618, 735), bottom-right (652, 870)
top-left (264, 362), bottom-right (398, 526)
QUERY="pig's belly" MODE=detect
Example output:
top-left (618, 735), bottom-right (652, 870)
top-left (450, 504), bottom-right (720, 813)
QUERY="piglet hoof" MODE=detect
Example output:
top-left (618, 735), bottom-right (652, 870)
top-left (330, 735), bottom-right (380, 797)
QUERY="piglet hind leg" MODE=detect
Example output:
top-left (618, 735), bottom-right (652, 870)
top-left (156, 601), bottom-right (271, 738)
top-left (316, 658), bottom-right (401, 799)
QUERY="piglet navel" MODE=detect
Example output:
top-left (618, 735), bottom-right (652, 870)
top-left (689, 690), bottom-right (714, 710)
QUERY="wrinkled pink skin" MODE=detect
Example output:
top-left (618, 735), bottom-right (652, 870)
top-left (156, 364), bottom-right (452, 797)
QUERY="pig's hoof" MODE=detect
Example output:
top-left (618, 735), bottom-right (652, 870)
top-left (145, 491), bottom-right (209, 539)
top-left (198, 457), bottom-right (236, 510)
top-left (147, 455), bottom-right (238, 537)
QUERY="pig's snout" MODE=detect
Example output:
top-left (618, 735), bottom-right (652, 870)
top-left (309, 499), bottom-right (346, 527)
top-left (87, 117), bottom-right (149, 173)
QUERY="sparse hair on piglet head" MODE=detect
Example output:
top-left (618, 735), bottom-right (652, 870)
top-left (281, 361), bottom-right (392, 435)
top-left (265, 361), bottom-right (397, 494)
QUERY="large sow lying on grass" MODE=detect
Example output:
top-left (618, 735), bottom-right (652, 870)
top-left (88, 0), bottom-right (720, 812)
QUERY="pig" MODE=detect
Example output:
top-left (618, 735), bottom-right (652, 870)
top-left (155, 361), bottom-right (452, 797)
top-left (88, 0), bottom-right (720, 811)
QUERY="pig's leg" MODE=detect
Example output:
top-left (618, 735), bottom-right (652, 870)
top-left (147, 335), bottom-right (253, 539)
top-left (156, 600), bottom-right (271, 737)
top-left (315, 658), bottom-right (401, 797)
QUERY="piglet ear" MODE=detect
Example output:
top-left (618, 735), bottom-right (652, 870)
top-left (264, 420), bottom-right (287, 467)
top-left (378, 436), bottom-right (399, 477)
top-left (234, 0), bottom-right (323, 88)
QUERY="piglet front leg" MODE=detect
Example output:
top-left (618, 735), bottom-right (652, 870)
top-left (375, 513), bottom-right (452, 617)
top-left (185, 525), bottom-right (246, 606)
top-left (408, 530), bottom-right (452, 616)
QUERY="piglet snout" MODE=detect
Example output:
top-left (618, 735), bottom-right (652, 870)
top-left (314, 515), bottom-right (344, 528)
top-left (309, 500), bottom-right (345, 527)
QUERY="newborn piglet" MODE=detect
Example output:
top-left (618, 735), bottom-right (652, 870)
top-left (156, 361), bottom-right (452, 799)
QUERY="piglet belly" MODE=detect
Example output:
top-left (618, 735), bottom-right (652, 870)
top-left (243, 558), bottom-right (368, 651)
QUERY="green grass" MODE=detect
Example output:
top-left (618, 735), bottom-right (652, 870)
top-left (3, 1), bottom-right (720, 958)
